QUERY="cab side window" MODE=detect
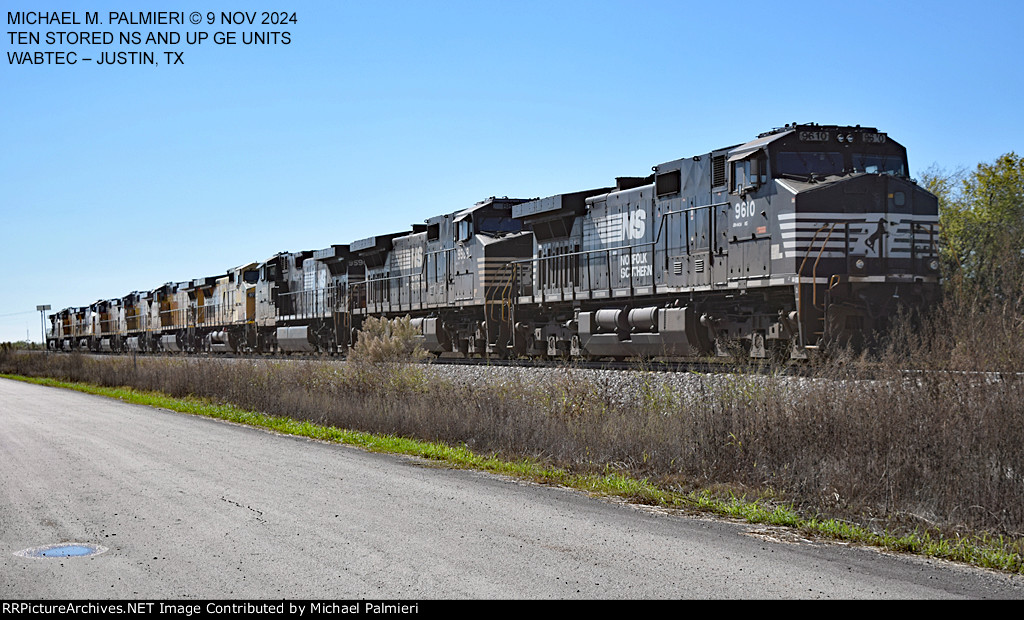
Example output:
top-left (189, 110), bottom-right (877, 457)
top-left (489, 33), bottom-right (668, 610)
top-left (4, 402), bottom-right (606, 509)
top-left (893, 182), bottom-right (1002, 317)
top-left (730, 152), bottom-right (766, 193)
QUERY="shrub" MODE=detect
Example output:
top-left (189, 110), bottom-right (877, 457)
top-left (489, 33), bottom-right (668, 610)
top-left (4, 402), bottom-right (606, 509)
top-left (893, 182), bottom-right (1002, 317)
top-left (348, 315), bottom-right (428, 365)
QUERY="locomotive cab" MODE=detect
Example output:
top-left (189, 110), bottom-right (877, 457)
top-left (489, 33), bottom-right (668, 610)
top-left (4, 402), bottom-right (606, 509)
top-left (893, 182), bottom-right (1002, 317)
top-left (726, 124), bottom-right (940, 350)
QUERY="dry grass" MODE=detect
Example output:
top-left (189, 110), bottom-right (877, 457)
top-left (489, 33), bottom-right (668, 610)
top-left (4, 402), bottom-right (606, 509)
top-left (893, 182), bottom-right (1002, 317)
top-left (3, 310), bottom-right (1023, 545)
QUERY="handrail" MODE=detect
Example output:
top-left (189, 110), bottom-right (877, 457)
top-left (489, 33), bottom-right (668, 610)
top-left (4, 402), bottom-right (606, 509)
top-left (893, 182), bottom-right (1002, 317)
top-left (349, 272), bottom-right (427, 315)
top-left (811, 223), bottom-right (837, 309)
top-left (796, 223), bottom-right (831, 345)
top-left (509, 240), bottom-right (660, 299)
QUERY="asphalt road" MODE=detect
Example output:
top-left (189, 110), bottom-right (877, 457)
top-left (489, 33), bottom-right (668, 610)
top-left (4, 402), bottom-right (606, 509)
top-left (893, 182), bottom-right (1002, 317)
top-left (1, 378), bottom-right (1021, 599)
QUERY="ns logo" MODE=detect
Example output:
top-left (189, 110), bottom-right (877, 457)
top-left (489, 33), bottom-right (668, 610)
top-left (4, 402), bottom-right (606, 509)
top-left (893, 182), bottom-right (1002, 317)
top-left (625, 208), bottom-right (647, 240)
top-left (593, 208), bottom-right (647, 244)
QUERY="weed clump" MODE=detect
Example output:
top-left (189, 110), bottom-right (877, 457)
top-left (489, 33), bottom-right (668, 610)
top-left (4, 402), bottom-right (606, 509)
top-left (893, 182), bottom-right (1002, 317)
top-left (348, 316), bottom-right (428, 366)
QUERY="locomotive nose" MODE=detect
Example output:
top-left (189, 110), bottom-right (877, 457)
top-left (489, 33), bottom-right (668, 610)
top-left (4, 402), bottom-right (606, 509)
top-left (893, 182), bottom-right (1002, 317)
top-left (787, 173), bottom-right (940, 348)
top-left (792, 173), bottom-right (939, 276)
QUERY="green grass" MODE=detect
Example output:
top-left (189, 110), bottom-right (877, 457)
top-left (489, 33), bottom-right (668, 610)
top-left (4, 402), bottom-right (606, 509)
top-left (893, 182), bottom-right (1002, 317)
top-left (4, 371), bottom-right (1023, 575)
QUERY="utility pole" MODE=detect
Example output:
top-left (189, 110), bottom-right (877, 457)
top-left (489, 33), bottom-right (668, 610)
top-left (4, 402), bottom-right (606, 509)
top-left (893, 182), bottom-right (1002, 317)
top-left (36, 305), bottom-right (50, 352)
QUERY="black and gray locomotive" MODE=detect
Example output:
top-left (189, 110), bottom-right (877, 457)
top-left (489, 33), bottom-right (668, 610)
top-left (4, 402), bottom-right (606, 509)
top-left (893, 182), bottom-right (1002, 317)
top-left (47, 123), bottom-right (940, 360)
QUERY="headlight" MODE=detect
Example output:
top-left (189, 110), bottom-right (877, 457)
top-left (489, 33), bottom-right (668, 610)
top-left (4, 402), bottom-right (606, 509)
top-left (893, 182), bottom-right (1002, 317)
top-left (928, 259), bottom-right (939, 271)
top-left (854, 258), bottom-right (866, 270)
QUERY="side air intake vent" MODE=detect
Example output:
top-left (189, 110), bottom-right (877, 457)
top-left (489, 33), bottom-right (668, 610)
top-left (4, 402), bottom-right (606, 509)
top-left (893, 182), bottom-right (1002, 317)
top-left (712, 155), bottom-right (727, 188)
top-left (656, 170), bottom-right (681, 196)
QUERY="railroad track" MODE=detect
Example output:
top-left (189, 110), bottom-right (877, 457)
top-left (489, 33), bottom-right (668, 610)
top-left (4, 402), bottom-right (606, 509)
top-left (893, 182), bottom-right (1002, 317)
top-left (44, 348), bottom-right (815, 377)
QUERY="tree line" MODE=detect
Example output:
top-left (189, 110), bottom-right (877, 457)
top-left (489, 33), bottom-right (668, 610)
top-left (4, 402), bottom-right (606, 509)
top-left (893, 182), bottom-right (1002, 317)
top-left (922, 153), bottom-right (1024, 310)
top-left (907, 153), bottom-right (1023, 369)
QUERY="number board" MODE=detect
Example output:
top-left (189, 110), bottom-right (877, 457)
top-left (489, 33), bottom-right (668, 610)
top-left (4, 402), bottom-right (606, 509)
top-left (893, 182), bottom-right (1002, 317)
top-left (798, 130), bottom-right (830, 142)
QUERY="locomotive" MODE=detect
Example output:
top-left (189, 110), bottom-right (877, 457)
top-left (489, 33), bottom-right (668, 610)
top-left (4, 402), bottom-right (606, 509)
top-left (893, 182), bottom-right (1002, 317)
top-left (46, 123), bottom-right (940, 360)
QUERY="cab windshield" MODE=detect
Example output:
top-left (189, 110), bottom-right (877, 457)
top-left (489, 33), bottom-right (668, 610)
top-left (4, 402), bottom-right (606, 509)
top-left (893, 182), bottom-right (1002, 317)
top-left (776, 151), bottom-right (845, 178)
top-left (852, 153), bottom-right (905, 176)
top-left (476, 216), bottom-right (522, 235)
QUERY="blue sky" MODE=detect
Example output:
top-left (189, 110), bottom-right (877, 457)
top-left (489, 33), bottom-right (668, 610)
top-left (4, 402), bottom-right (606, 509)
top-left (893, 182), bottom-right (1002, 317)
top-left (2, 0), bottom-right (1022, 342)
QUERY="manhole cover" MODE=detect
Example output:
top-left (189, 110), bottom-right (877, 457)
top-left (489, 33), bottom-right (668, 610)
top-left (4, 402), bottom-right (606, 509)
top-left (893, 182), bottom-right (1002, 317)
top-left (14, 543), bottom-right (108, 558)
